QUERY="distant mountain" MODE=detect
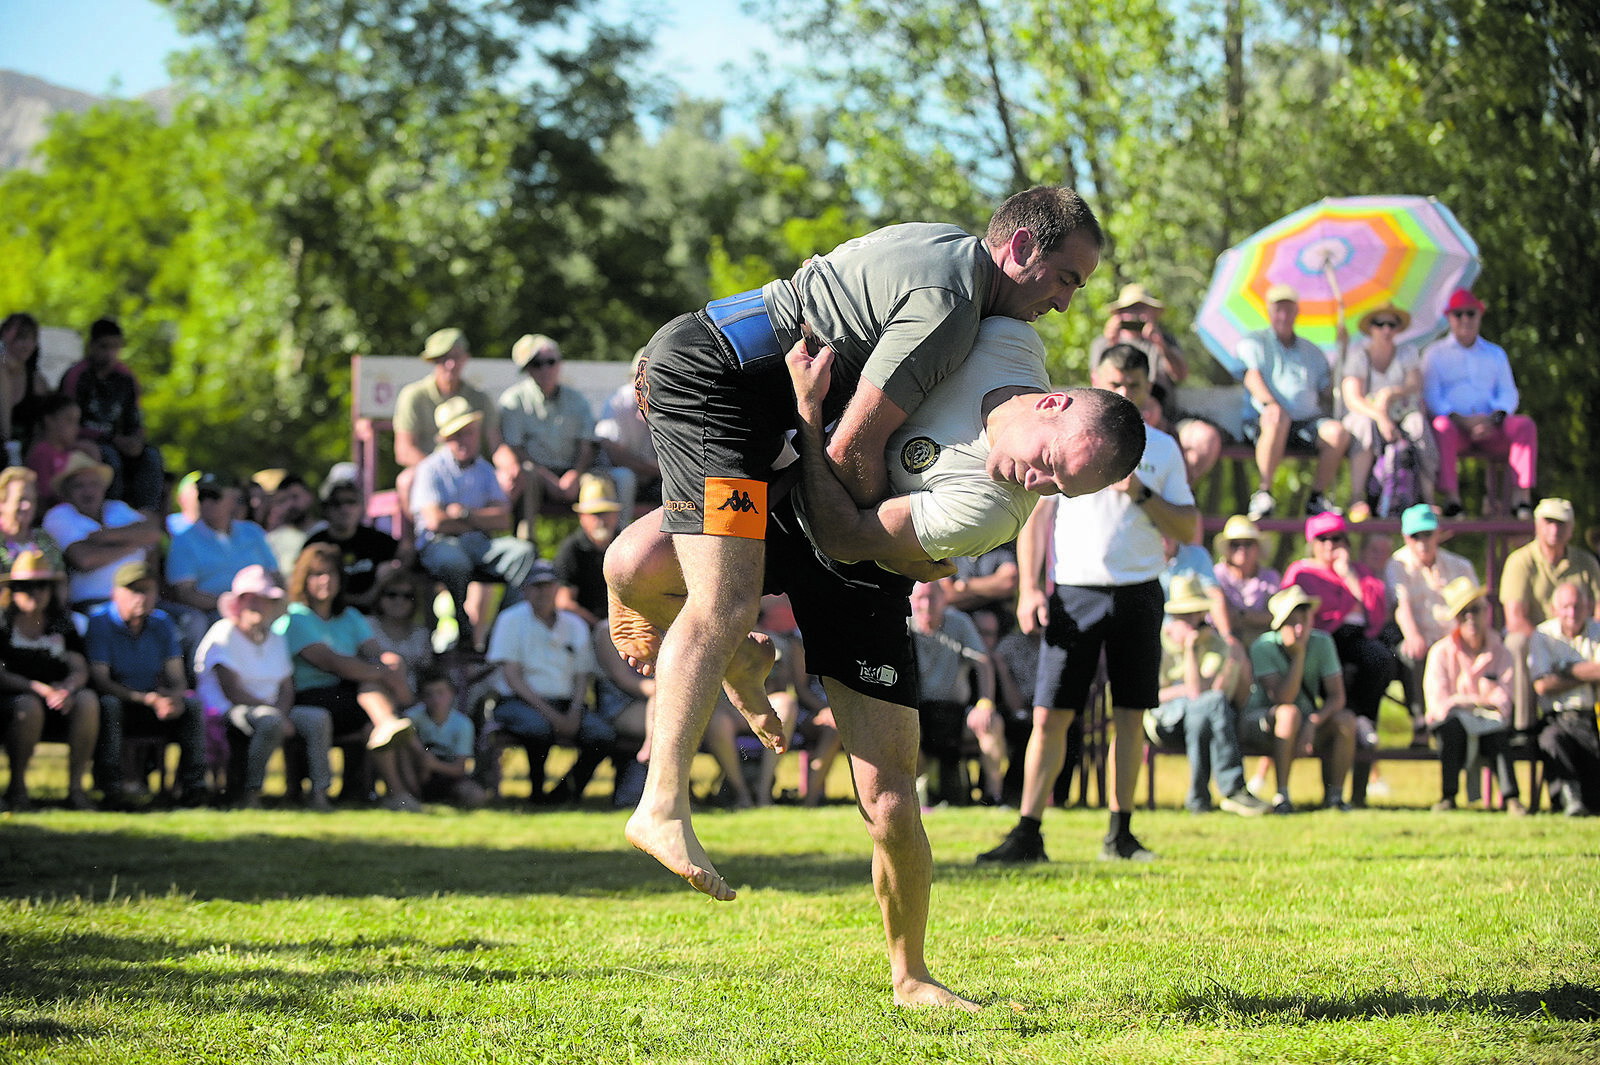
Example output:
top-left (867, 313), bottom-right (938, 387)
top-left (0, 69), bottom-right (175, 171)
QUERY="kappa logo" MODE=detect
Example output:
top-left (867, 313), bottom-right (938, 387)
top-left (716, 488), bottom-right (760, 515)
top-left (900, 437), bottom-right (940, 474)
top-left (858, 662), bottom-right (899, 687)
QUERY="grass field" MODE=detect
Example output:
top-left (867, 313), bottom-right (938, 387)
top-left (2, 751), bottom-right (1598, 1064)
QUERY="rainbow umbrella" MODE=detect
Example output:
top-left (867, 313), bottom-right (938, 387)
top-left (1195, 195), bottom-right (1479, 378)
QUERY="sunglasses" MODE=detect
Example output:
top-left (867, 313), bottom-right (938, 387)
top-left (1407, 530), bottom-right (1437, 540)
top-left (1316, 534), bottom-right (1348, 545)
top-left (1370, 319), bottom-right (1402, 330)
top-left (1449, 309), bottom-right (1480, 319)
top-left (1460, 602), bottom-right (1487, 617)
top-left (1226, 540), bottom-right (1257, 550)
top-left (526, 358), bottom-right (560, 369)
top-left (382, 590), bottom-right (416, 602)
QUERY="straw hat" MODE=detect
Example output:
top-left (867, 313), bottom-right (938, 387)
top-left (1212, 514), bottom-right (1261, 555)
top-left (1357, 302), bottom-right (1412, 335)
top-left (1267, 585), bottom-right (1320, 630)
top-left (433, 396), bottom-right (484, 439)
top-left (50, 451), bottom-right (114, 497)
top-left (511, 333), bottom-right (560, 370)
top-left (1266, 283), bottom-right (1299, 305)
top-left (1442, 577), bottom-right (1488, 620)
top-left (2, 548), bottom-right (63, 584)
top-left (1164, 574), bottom-right (1213, 616)
top-left (218, 564), bottom-right (286, 621)
top-left (422, 327), bottom-right (464, 361)
top-left (572, 472), bottom-right (621, 514)
top-left (1109, 283), bottom-right (1164, 313)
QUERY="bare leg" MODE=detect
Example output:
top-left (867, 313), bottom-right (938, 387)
top-left (756, 691), bottom-right (801, 805)
top-left (606, 519), bottom-right (785, 749)
top-left (1018, 706), bottom-right (1077, 820)
top-left (1272, 704), bottom-right (1301, 796)
top-left (66, 691), bottom-right (99, 805)
top-left (966, 704), bottom-right (1007, 803)
top-left (1314, 422), bottom-right (1351, 495)
top-left (826, 681), bottom-right (979, 1009)
top-left (704, 703), bottom-right (754, 808)
top-left (5, 694), bottom-right (44, 806)
top-left (1108, 707), bottom-right (1146, 812)
top-left (1255, 403), bottom-right (1290, 486)
top-left (624, 532), bottom-right (764, 901)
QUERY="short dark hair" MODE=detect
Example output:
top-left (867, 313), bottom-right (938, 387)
top-left (88, 318), bottom-right (123, 343)
top-left (1065, 386), bottom-right (1145, 486)
top-left (985, 186), bottom-right (1104, 256)
top-left (1096, 343), bottom-right (1150, 377)
top-left (417, 665), bottom-right (456, 693)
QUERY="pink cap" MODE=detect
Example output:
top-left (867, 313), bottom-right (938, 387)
top-left (219, 564), bottom-right (285, 621)
top-left (1446, 288), bottom-right (1485, 313)
top-left (1305, 511), bottom-right (1347, 541)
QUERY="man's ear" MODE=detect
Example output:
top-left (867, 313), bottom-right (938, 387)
top-left (1003, 226), bottom-right (1037, 271)
top-left (1034, 392), bottom-right (1071, 412)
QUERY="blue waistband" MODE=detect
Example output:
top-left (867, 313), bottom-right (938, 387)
top-left (705, 288), bottom-right (784, 373)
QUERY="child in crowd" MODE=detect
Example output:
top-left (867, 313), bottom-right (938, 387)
top-left (400, 668), bottom-right (486, 808)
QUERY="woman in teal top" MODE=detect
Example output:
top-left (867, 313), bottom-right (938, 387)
top-left (274, 543), bottom-right (423, 811)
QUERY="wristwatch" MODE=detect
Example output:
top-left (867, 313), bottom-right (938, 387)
top-left (1133, 485), bottom-right (1154, 505)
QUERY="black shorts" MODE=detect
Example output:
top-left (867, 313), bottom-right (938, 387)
top-left (1033, 581), bottom-right (1163, 712)
top-left (764, 493), bottom-right (919, 707)
top-left (639, 311), bottom-right (795, 539)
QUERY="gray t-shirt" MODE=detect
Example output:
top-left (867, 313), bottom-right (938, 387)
top-left (911, 607), bottom-right (987, 705)
top-left (761, 223), bottom-right (993, 424)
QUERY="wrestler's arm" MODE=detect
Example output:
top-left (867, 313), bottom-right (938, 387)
top-left (824, 379), bottom-right (907, 509)
top-left (789, 339), bottom-right (946, 572)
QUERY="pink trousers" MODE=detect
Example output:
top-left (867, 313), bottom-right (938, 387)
top-left (1431, 414), bottom-right (1538, 494)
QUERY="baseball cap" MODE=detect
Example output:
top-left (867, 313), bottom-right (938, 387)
top-left (422, 327), bottom-right (464, 361)
top-left (1265, 283), bottom-right (1299, 305)
top-left (1446, 289), bottom-right (1486, 313)
top-left (524, 559), bottom-right (559, 585)
top-left (1305, 511), bottom-right (1347, 541)
top-left (1535, 498), bottom-right (1575, 524)
top-left (1400, 504), bottom-right (1439, 537)
top-left (113, 561), bottom-right (157, 588)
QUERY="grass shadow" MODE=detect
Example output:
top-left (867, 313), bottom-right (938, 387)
top-left (1172, 982), bottom-right (1600, 1024)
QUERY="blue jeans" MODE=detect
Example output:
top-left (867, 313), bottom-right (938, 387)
top-left (1157, 690), bottom-right (1247, 808)
top-left (492, 697), bottom-right (616, 751)
top-left (97, 693), bottom-right (208, 794)
top-left (420, 532), bottom-right (536, 618)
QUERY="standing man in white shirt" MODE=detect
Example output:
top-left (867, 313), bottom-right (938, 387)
top-left (979, 343), bottom-right (1198, 864)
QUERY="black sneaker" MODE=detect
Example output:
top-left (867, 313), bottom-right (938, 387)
top-left (976, 826), bottom-right (1047, 864)
top-left (1098, 834), bottom-right (1156, 862)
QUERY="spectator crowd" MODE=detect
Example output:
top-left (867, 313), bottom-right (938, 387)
top-left (2, 281), bottom-right (1596, 832)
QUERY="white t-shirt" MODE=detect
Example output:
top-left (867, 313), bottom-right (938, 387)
top-left (42, 500), bottom-right (147, 604)
top-left (487, 602), bottom-right (597, 700)
top-left (195, 618), bottom-right (294, 713)
top-left (1050, 425), bottom-right (1191, 587)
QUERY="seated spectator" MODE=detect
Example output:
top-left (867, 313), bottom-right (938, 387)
top-left (58, 319), bottom-right (165, 513)
top-left (909, 577), bottom-right (998, 807)
top-left (275, 544), bottom-right (422, 811)
top-left (0, 550), bottom-right (98, 810)
top-left (754, 594), bottom-right (838, 807)
top-left (165, 472), bottom-right (280, 652)
top-left (1386, 504), bottom-right (1478, 740)
top-left (2, 312), bottom-right (51, 459)
top-left (1151, 574), bottom-right (1269, 815)
top-left (1237, 284), bottom-right (1351, 520)
top-left (1284, 511), bottom-right (1399, 805)
top-left (42, 453), bottom-right (161, 614)
top-left (1421, 289), bottom-right (1536, 519)
top-left (1091, 284), bottom-right (1221, 484)
top-left (553, 472), bottom-right (621, 627)
top-left (0, 467), bottom-right (66, 573)
top-left (947, 545), bottom-right (1020, 639)
top-left (1212, 515), bottom-right (1280, 648)
top-left (1161, 534), bottom-right (1238, 643)
top-left (86, 562), bottom-right (209, 807)
top-left (1339, 303), bottom-right (1437, 520)
top-left (594, 348), bottom-right (660, 512)
top-left (392, 328), bottom-right (522, 542)
top-left (1244, 586), bottom-right (1356, 813)
top-left (398, 668), bottom-right (487, 809)
top-left (367, 568), bottom-right (434, 688)
top-left (303, 469), bottom-right (402, 614)
top-left (1528, 579), bottom-right (1600, 816)
top-left (499, 334), bottom-right (633, 534)
top-left (25, 395), bottom-right (100, 510)
top-left (195, 565), bottom-right (333, 810)
top-left (1499, 497), bottom-right (1600, 731)
top-left (483, 560), bottom-right (610, 804)
top-left (258, 472), bottom-right (320, 577)
top-left (589, 615), bottom-right (654, 808)
top-left (1422, 577), bottom-right (1524, 814)
top-left (412, 397), bottom-right (538, 651)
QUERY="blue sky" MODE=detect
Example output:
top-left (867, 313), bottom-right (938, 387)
top-left (0, 0), bottom-right (776, 101)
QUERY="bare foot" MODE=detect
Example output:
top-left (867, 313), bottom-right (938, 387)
top-left (609, 590), bottom-right (662, 675)
top-left (894, 977), bottom-right (982, 1011)
top-left (625, 808), bottom-right (738, 902)
top-left (723, 632), bottom-right (787, 753)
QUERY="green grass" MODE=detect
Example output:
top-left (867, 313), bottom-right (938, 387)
top-left (2, 753), bottom-right (1598, 1064)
